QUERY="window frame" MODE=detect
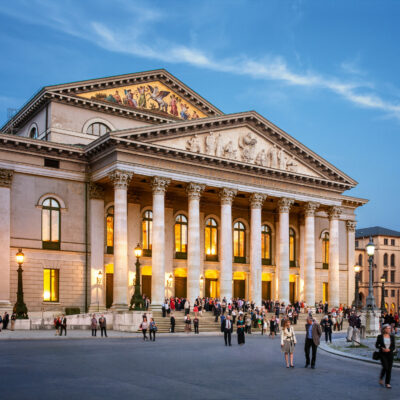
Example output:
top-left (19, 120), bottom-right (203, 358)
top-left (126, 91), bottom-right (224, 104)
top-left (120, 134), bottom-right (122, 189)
top-left (43, 268), bottom-right (59, 302)
top-left (106, 206), bottom-right (114, 254)
top-left (390, 254), bottom-right (395, 267)
top-left (384, 253), bottom-right (388, 266)
top-left (42, 197), bottom-right (61, 250)
top-left (233, 221), bottom-right (246, 264)
top-left (174, 214), bottom-right (188, 259)
top-left (289, 228), bottom-right (296, 267)
top-left (86, 122), bottom-right (111, 136)
top-left (205, 218), bottom-right (218, 261)
top-left (142, 210), bottom-right (153, 257)
top-left (261, 224), bottom-right (272, 265)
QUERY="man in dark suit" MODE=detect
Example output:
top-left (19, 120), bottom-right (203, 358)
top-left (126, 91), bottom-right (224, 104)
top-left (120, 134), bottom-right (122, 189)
top-left (304, 316), bottom-right (322, 369)
top-left (60, 315), bottom-right (67, 336)
top-left (170, 314), bottom-right (175, 333)
top-left (223, 315), bottom-right (233, 346)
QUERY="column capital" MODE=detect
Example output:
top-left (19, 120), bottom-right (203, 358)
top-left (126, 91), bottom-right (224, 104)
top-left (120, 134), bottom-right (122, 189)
top-left (219, 187), bottom-right (237, 205)
top-left (346, 220), bottom-right (357, 232)
top-left (304, 202), bottom-right (320, 217)
top-left (88, 182), bottom-right (105, 200)
top-left (249, 193), bottom-right (267, 209)
top-left (186, 182), bottom-right (206, 200)
top-left (151, 176), bottom-right (171, 194)
top-left (108, 169), bottom-right (133, 189)
top-left (278, 197), bottom-right (294, 213)
top-left (328, 206), bottom-right (342, 220)
top-left (0, 169), bottom-right (13, 188)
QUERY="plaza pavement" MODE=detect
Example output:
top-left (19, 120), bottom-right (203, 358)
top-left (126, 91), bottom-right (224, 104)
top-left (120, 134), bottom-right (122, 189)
top-left (1, 333), bottom-right (399, 400)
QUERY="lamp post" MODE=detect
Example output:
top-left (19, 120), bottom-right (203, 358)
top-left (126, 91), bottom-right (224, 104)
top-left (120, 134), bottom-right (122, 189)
top-left (96, 271), bottom-right (103, 312)
top-left (130, 243), bottom-right (145, 310)
top-left (354, 265), bottom-right (361, 310)
top-left (380, 275), bottom-right (386, 313)
top-left (365, 237), bottom-right (377, 310)
top-left (14, 249), bottom-right (28, 319)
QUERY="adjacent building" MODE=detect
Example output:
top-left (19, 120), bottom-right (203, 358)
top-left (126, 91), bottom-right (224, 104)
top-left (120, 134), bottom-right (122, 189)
top-left (0, 69), bottom-right (367, 315)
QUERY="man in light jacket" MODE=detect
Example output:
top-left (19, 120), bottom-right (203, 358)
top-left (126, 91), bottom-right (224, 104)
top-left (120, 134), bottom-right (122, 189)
top-left (304, 316), bottom-right (322, 369)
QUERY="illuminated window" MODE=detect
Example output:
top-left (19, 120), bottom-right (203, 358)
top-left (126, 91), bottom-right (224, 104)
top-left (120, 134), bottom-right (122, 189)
top-left (322, 232), bottom-right (329, 269)
top-left (142, 210), bottom-right (153, 257)
top-left (43, 269), bottom-right (59, 302)
top-left (175, 214), bottom-right (188, 259)
top-left (289, 228), bottom-right (296, 267)
top-left (233, 221), bottom-right (246, 263)
top-left (261, 225), bottom-right (272, 265)
top-left (42, 198), bottom-right (60, 250)
top-left (205, 218), bottom-right (218, 261)
top-left (86, 122), bottom-right (110, 136)
top-left (106, 206), bottom-right (114, 254)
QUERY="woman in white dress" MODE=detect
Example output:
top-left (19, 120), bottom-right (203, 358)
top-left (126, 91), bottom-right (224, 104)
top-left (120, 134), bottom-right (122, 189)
top-left (281, 319), bottom-right (297, 368)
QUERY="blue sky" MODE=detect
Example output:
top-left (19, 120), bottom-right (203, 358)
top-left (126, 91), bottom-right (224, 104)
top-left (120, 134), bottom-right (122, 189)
top-left (1, 0), bottom-right (399, 230)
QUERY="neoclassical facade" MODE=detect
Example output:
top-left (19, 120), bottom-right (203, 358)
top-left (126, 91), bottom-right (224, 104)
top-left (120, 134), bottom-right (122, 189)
top-left (0, 69), bottom-right (367, 314)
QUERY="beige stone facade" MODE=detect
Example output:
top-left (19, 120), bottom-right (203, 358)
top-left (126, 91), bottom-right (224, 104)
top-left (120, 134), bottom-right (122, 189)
top-left (0, 69), bottom-right (367, 314)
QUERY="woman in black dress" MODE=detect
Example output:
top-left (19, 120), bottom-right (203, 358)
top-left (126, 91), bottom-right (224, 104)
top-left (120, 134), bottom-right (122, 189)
top-left (376, 324), bottom-right (395, 389)
top-left (237, 315), bottom-right (245, 345)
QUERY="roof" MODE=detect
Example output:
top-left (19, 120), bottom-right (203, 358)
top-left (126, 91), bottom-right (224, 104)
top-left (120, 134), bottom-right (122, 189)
top-left (356, 226), bottom-right (400, 239)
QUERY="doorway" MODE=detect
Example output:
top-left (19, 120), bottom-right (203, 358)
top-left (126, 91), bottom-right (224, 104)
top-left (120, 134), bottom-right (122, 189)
top-left (289, 282), bottom-right (296, 305)
top-left (106, 273), bottom-right (113, 309)
top-left (142, 275), bottom-right (152, 300)
top-left (233, 280), bottom-right (245, 298)
top-left (175, 277), bottom-right (187, 298)
top-left (262, 281), bottom-right (271, 301)
top-left (205, 278), bottom-right (218, 298)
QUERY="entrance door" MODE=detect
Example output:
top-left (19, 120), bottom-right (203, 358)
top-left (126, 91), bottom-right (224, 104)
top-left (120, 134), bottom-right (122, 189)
top-left (175, 277), bottom-right (187, 298)
top-left (262, 281), bottom-right (271, 301)
top-left (323, 282), bottom-right (329, 304)
top-left (106, 273), bottom-right (113, 309)
top-left (233, 280), bottom-right (245, 298)
top-left (142, 275), bottom-right (152, 300)
top-left (205, 278), bottom-right (218, 298)
top-left (289, 282), bottom-right (296, 305)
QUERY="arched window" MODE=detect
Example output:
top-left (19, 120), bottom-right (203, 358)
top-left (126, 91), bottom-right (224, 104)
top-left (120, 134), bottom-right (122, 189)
top-left (261, 225), bottom-right (272, 265)
top-left (106, 206), bottom-right (114, 254)
top-left (390, 254), bottom-right (395, 267)
top-left (175, 214), bottom-right (188, 259)
top-left (42, 198), bottom-right (60, 250)
top-left (205, 218), bottom-right (218, 261)
top-left (384, 253), bottom-right (388, 266)
top-left (233, 221), bottom-right (246, 263)
top-left (142, 210), bottom-right (153, 257)
top-left (322, 232), bottom-right (329, 269)
top-left (358, 254), bottom-right (363, 266)
top-left (29, 126), bottom-right (38, 139)
top-left (86, 122), bottom-right (110, 136)
top-left (289, 228), bottom-right (296, 267)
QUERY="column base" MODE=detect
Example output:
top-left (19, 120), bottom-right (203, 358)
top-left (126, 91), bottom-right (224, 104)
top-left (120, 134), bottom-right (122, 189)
top-left (111, 303), bottom-right (129, 312)
top-left (149, 304), bottom-right (163, 311)
top-left (363, 309), bottom-right (380, 337)
top-left (88, 305), bottom-right (107, 313)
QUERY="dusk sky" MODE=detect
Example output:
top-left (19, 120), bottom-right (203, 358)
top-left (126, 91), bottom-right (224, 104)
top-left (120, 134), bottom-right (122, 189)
top-left (1, 1), bottom-right (399, 230)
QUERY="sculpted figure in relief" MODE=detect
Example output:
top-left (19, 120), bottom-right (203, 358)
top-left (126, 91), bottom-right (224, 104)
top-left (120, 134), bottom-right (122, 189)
top-left (238, 133), bottom-right (257, 163)
top-left (215, 133), bottom-right (222, 157)
top-left (286, 156), bottom-right (298, 172)
top-left (223, 140), bottom-right (237, 159)
top-left (255, 149), bottom-right (268, 167)
top-left (268, 144), bottom-right (278, 169)
top-left (278, 148), bottom-right (287, 170)
top-left (186, 134), bottom-right (201, 153)
top-left (205, 132), bottom-right (216, 155)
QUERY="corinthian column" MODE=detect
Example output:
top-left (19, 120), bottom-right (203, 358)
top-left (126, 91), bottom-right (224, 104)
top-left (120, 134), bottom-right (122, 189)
top-left (186, 182), bottom-right (205, 305)
top-left (250, 193), bottom-right (267, 307)
top-left (304, 202), bottom-right (319, 308)
top-left (219, 188), bottom-right (237, 302)
top-left (278, 198), bottom-right (293, 305)
top-left (109, 170), bottom-right (133, 310)
top-left (0, 169), bottom-right (13, 313)
top-left (151, 177), bottom-right (170, 307)
top-left (329, 206), bottom-right (342, 308)
top-left (88, 183), bottom-right (105, 312)
top-left (346, 221), bottom-right (356, 307)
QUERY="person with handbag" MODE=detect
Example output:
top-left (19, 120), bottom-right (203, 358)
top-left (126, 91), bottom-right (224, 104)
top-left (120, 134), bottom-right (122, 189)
top-left (375, 324), bottom-right (395, 389)
top-left (281, 320), bottom-right (297, 368)
top-left (140, 316), bottom-right (149, 341)
top-left (237, 314), bottom-right (245, 345)
top-left (149, 318), bottom-right (157, 341)
top-left (90, 315), bottom-right (97, 337)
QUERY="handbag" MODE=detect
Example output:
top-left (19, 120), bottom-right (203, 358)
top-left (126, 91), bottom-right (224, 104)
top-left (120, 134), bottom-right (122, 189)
top-left (372, 351), bottom-right (380, 361)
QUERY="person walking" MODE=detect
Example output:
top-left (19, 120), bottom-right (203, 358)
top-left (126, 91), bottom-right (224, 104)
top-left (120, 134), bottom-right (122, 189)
top-left (281, 320), bottom-right (297, 368)
top-left (376, 324), bottom-right (395, 389)
top-left (99, 315), bottom-right (107, 337)
top-left (269, 315), bottom-right (277, 338)
top-left (304, 316), bottom-right (322, 369)
top-left (149, 318), bottom-right (157, 341)
top-left (91, 314), bottom-right (98, 337)
top-left (140, 316), bottom-right (149, 341)
top-left (184, 314), bottom-right (192, 333)
top-left (193, 316), bottom-right (199, 334)
top-left (60, 315), bottom-right (67, 336)
top-left (321, 315), bottom-right (333, 343)
top-left (237, 315), bottom-right (245, 345)
top-left (223, 315), bottom-right (233, 346)
top-left (170, 313), bottom-right (175, 333)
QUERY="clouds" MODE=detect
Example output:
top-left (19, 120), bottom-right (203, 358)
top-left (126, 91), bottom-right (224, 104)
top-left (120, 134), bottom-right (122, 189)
top-left (2, 1), bottom-right (400, 119)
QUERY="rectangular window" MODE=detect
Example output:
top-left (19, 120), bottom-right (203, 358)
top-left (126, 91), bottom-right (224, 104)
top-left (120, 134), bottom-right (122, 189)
top-left (391, 271), bottom-right (395, 283)
top-left (43, 269), bottom-right (59, 302)
top-left (44, 158), bottom-right (60, 168)
top-left (391, 290), bottom-right (395, 297)
top-left (384, 238), bottom-right (388, 245)
top-left (384, 289), bottom-right (388, 297)
top-left (383, 270), bottom-right (388, 281)
top-left (355, 240), bottom-right (359, 248)
top-left (391, 239), bottom-right (395, 246)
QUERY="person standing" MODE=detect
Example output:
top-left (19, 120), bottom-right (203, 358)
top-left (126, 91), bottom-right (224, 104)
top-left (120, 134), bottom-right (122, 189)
top-left (10, 313), bottom-right (16, 331)
top-left (60, 315), bottom-right (67, 336)
top-left (237, 315), bottom-right (245, 345)
top-left (140, 317), bottom-right (149, 341)
top-left (269, 315), bottom-right (277, 338)
top-left (223, 315), bottom-right (233, 346)
top-left (304, 316), bottom-right (322, 369)
top-left (281, 320), bottom-right (297, 368)
top-left (170, 313), bottom-right (175, 333)
top-left (193, 316), bottom-right (199, 334)
top-left (91, 315), bottom-right (98, 337)
top-left (184, 314), bottom-right (192, 333)
top-left (3, 312), bottom-right (9, 330)
top-left (99, 315), bottom-right (107, 337)
top-left (321, 315), bottom-right (333, 343)
top-left (376, 324), bottom-right (395, 389)
top-left (149, 318), bottom-right (157, 341)
top-left (184, 299), bottom-right (190, 316)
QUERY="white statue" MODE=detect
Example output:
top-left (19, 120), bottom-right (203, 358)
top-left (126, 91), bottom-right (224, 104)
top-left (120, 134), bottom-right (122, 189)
top-left (223, 140), bottom-right (237, 159)
top-left (215, 133), bottom-right (222, 157)
top-left (278, 148), bottom-right (286, 170)
top-left (205, 132), bottom-right (216, 155)
top-left (268, 144), bottom-right (278, 169)
top-left (255, 149), bottom-right (268, 166)
top-left (186, 134), bottom-right (201, 153)
top-left (238, 132), bottom-right (257, 163)
top-left (286, 156), bottom-right (298, 172)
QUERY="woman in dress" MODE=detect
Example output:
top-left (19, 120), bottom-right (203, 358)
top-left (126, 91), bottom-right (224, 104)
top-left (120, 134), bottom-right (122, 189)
top-left (237, 314), bottom-right (245, 345)
top-left (269, 315), bottom-right (277, 338)
top-left (376, 324), bottom-right (395, 388)
top-left (184, 314), bottom-right (192, 333)
top-left (140, 316), bottom-right (149, 341)
top-left (91, 314), bottom-right (98, 337)
top-left (281, 319), bottom-right (297, 368)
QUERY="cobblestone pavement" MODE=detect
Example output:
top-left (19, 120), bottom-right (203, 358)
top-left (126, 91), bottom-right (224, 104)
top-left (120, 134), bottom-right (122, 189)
top-left (1, 334), bottom-right (399, 400)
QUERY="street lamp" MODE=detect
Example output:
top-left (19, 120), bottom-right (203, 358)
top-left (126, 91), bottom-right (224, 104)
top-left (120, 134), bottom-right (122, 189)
top-left (14, 249), bottom-right (28, 319)
top-left (380, 275), bottom-right (386, 313)
top-left (354, 265), bottom-right (361, 310)
top-left (365, 236), bottom-right (377, 310)
top-left (96, 271), bottom-right (103, 312)
top-left (130, 243), bottom-right (145, 310)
